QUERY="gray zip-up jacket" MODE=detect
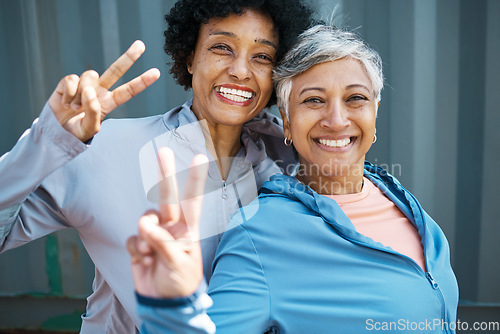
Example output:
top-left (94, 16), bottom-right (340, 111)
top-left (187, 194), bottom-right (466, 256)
top-left (0, 100), bottom-right (292, 333)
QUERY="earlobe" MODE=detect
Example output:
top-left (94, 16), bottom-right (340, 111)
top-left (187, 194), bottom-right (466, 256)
top-left (187, 52), bottom-right (194, 74)
top-left (279, 108), bottom-right (291, 138)
top-left (278, 108), bottom-right (287, 121)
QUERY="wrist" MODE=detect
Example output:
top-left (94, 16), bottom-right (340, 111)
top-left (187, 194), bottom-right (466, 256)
top-left (136, 279), bottom-right (207, 308)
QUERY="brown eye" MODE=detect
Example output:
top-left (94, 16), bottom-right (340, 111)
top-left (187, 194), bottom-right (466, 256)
top-left (304, 97), bottom-right (323, 104)
top-left (348, 94), bottom-right (368, 101)
top-left (210, 44), bottom-right (232, 53)
top-left (255, 54), bottom-right (274, 64)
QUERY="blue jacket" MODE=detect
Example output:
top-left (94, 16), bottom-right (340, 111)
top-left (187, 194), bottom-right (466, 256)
top-left (138, 162), bottom-right (459, 333)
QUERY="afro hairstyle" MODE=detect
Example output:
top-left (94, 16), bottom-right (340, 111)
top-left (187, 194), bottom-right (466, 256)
top-left (164, 0), bottom-right (315, 106)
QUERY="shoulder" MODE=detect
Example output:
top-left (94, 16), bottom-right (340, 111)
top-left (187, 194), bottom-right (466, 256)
top-left (85, 115), bottom-right (165, 153)
top-left (364, 161), bottom-right (448, 236)
top-left (216, 194), bottom-right (304, 261)
top-left (245, 110), bottom-right (283, 129)
top-left (252, 158), bottom-right (281, 188)
top-left (101, 114), bottom-right (163, 133)
top-left (93, 102), bottom-right (191, 145)
top-left (227, 185), bottom-right (310, 237)
top-left (243, 110), bottom-right (297, 173)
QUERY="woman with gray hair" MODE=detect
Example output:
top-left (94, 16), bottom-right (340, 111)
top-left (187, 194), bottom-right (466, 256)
top-left (130, 25), bottom-right (458, 333)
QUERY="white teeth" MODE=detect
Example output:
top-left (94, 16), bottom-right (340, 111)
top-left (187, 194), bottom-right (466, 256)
top-left (216, 86), bottom-right (253, 102)
top-left (319, 138), bottom-right (351, 148)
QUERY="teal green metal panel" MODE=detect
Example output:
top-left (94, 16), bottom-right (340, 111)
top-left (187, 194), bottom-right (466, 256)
top-left (0, 0), bottom-right (499, 331)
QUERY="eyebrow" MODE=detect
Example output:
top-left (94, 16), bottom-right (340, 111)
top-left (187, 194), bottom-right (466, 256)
top-left (210, 31), bottom-right (278, 50)
top-left (299, 84), bottom-right (371, 96)
top-left (346, 84), bottom-right (371, 92)
top-left (299, 87), bottom-right (325, 96)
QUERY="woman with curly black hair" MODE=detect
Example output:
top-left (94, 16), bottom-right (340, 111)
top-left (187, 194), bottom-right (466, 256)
top-left (0, 0), bottom-right (314, 332)
top-left (164, 0), bottom-right (314, 106)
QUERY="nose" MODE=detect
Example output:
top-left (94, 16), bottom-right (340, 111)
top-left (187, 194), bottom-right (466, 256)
top-left (319, 100), bottom-right (350, 131)
top-left (228, 54), bottom-right (251, 82)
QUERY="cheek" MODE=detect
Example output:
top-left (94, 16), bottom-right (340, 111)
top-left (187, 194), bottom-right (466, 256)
top-left (360, 116), bottom-right (377, 145)
top-left (357, 107), bottom-right (376, 128)
top-left (193, 66), bottom-right (217, 88)
top-left (367, 114), bottom-right (377, 132)
top-left (289, 113), bottom-right (313, 139)
top-left (256, 68), bottom-right (273, 91)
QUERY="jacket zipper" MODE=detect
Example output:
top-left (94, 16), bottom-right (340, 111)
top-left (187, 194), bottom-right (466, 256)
top-left (403, 187), bottom-right (450, 334)
top-left (366, 173), bottom-right (451, 333)
top-left (336, 231), bottom-right (450, 333)
top-left (221, 181), bottom-right (228, 199)
top-left (426, 272), bottom-right (450, 333)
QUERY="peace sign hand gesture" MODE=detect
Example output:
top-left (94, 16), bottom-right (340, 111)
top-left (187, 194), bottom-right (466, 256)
top-left (48, 40), bottom-right (160, 142)
top-left (127, 148), bottom-right (209, 298)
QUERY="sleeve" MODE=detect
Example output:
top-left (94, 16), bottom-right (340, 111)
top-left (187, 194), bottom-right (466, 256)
top-left (137, 281), bottom-right (216, 334)
top-left (137, 220), bottom-right (271, 333)
top-left (253, 156), bottom-right (281, 189)
top-left (0, 102), bottom-right (87, 251)
top-left (244, 111), bottom-right (297, 173)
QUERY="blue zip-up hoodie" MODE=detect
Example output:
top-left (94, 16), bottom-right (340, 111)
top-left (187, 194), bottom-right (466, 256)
top-left (138, 162), bottom-right (459, 334)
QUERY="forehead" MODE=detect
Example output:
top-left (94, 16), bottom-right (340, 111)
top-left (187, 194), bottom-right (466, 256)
top-left (292, 58), bottom-right (373, 93)
top-left (198, 9), bottom-right (278, 44)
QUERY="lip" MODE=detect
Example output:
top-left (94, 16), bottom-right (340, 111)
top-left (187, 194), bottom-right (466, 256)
top-left (315, 136), bottom-right (356, 152)
top-left (215, 84), bottom-right (256, 107)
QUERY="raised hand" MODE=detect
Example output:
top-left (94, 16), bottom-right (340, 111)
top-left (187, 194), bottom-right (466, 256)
top-left (48, 40), bottom-right (160, 142)
top-left (127, 148), bottom-right (209, 298)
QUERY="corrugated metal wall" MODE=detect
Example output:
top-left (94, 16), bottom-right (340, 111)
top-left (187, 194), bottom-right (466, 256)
top-left (0, 0), bottom-right (498, 331)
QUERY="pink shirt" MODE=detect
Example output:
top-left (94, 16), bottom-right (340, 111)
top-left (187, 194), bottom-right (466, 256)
top-left (325, 177), bottom-right (426, 271)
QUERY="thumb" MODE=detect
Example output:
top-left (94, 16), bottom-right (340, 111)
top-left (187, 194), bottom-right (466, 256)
top-left (138, 214), bottom-right (182, 263)
top-left (80, 86), bottom-right (102, 141)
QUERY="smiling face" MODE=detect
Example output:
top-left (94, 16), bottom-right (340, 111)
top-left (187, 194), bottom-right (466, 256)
top-left (282, 58), bottom-right (377, 193)
top-left (187, 9), bottom-right (278, 129)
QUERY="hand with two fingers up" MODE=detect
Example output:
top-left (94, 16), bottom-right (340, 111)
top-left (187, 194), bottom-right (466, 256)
top-left (48, 40), bottom-right (160, 142)
top-left (127, 147), bottom-right (210, 299)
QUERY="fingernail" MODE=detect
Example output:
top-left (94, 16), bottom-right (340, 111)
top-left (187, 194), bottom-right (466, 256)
top-left (72, 104), bottom-right (81, 111)
top-left (64, 103), bottom-right (70, 109)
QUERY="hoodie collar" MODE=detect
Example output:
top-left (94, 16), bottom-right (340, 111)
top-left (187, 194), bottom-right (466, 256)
top-left (260, 162), bottom-right (428, 253)
top-left (160, 99), bottom-right (269, 167)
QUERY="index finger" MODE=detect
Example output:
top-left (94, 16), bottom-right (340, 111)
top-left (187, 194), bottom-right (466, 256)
top-left (181, 154), bottom-right (209, 240)
top-left (157, 147), bottom-right (180, 225)
top-left (99, 40), bottom-right (146, 90)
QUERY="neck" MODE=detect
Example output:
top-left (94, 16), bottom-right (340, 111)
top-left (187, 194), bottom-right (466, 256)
top-left (296, 163), bottom-right (365, 195)
top-left (200, 121), bottom-right (242, 180)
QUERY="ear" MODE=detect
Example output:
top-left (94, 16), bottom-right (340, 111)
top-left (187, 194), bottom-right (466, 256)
top-left (279, 108), bottom-right (291, 139)
top-left (375, 101), bottom-right (380, 118)
top-left (187, 51), bottom-right (194, 75)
